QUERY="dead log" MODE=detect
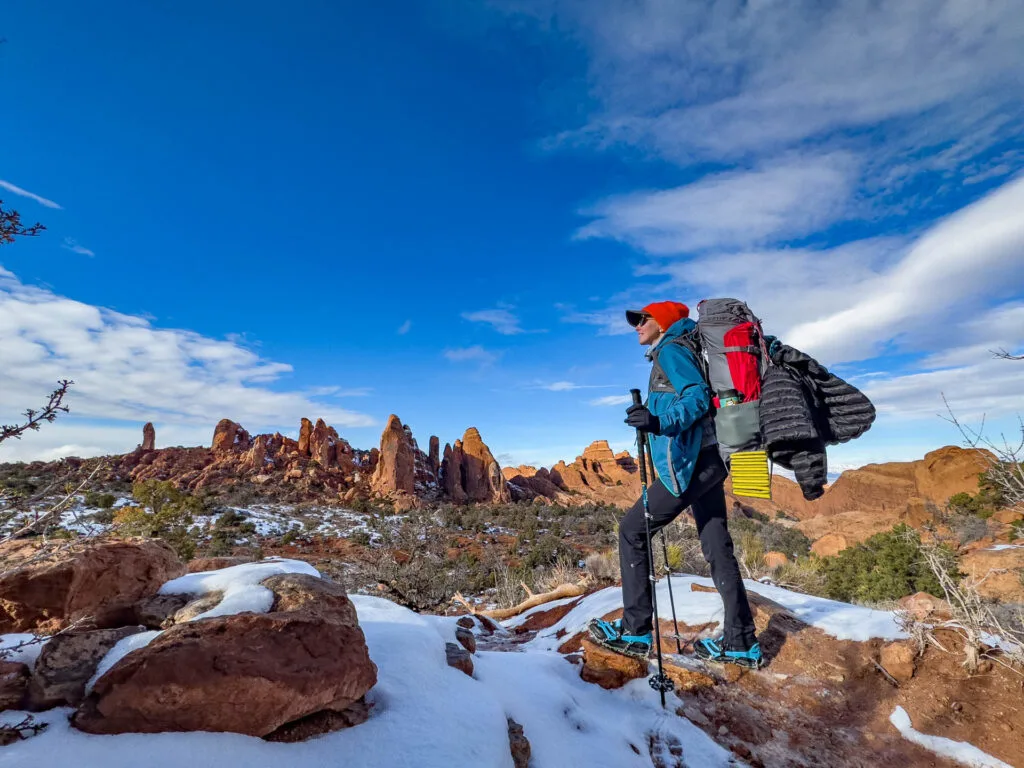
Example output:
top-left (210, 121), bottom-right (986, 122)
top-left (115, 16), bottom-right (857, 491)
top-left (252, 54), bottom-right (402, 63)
top-left (453, 582), bottom-right (586, 621)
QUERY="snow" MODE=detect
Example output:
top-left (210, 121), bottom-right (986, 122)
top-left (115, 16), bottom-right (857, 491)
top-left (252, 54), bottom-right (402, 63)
top-left (0, 573), bottom-right (736, 768)
top-left (158, 557), bottom-right (320, 620)
top-left (889, 706), bottom-right (1012, 768)
top-left (984, 544), bottom-right (1023, 552)
top-left (0, 633), bottom-right (48, 667)
top-left (524, 574), bottom-right (906, 651)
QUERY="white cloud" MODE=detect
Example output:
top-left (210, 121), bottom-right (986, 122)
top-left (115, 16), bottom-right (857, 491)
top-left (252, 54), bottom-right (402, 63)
top-left (511, 0), bottom-right (1024, 181)
top-left (461, 308), bottom-right (525, 335)
top-left (785, 175), bottom-right (1024, 361)
top-left (557, 306), bottom-right (633, 336)
top-left (533, 380), bottom-right (611, 391)
top-left (62, 238), bottom-right (95, 257)
top-left (578, 153), bottom-right (859, 253)
top-left (443, 345), bottom-right (500, 365)
top-left (397, 319), bottom-right (412, 335)
top-left (0, 269), bottom-right (375, 462)
top-left (0, 179), bottom-right (62, 210)
top-left (589, 394), bottom-right (631, 406)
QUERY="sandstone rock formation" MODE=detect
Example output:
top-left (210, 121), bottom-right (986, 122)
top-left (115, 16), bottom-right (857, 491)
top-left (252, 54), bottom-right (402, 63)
top-left (141, 422), bottom-right (155, 451)
top-left (371, 414), bottom-right (416, 498)
top-left (298, 417), bottom-right (313, 455)
top-left (442, 441), bottom-right (467, 504)
top-left (0, 539), bottom-right (184, 634)
top-left (72, 573), bottom-right (377, 738)
top-left (211, 419), bottom-right (251, 453)
top-left (459, 427), bottom-right (510, 504)
top-left (504, 440), bottom-right (640, 508)
top-left (428, 436), bottom-right (440, 478)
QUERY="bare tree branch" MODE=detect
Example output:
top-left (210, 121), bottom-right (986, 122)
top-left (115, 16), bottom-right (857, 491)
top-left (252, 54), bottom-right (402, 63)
top-left (0, 380), bottom-right (73, 444)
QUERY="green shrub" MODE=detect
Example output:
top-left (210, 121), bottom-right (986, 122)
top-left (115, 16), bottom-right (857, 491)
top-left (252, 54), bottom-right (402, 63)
top-left (84, 491), bottom-right (117, 509)
top-left (819, 524), bottom-right (957, 604)
top-left (115, 479), bottom-right (207, 560)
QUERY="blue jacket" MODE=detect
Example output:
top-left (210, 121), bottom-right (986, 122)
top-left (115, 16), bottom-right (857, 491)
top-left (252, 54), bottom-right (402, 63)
top-left (644, 318), bottom-right (712, 496)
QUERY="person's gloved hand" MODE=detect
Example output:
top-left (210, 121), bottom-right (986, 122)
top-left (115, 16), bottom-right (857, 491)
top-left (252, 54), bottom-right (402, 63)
top-left (624, 404), bottom-right (661, 434)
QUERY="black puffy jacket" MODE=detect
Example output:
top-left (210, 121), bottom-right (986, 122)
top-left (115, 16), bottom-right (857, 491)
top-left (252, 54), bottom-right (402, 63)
top-left (758, 340), bottom-right (876, 501)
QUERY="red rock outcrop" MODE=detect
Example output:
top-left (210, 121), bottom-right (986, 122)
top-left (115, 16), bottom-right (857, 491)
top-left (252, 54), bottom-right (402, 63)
top-left (460, 427), bottom-right (510, 504)
top-left (211, 419), bottom-right (251, 453)
top-left (72, 575), bottom-right (377, 738)
top-left (442, 442), bottom-right (468, 504)
top-left (428, 436), bottom-right (440, 478)
top-left (0, 539), bottom-right (184, 634)
top-left (141, 423), bottom-right (155, 451)
top-left (505, 440), bottom-right (640, 508)
top-left (298, 418), bottom-right (313, 456)
top-left (371, 415), bottom-right (416, 497)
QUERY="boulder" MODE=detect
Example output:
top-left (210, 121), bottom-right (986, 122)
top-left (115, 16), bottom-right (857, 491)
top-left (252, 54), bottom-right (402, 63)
top-left (897, 592), bottom-right (952, 622)
top-left (455, 626), bottom-right (476, 654)
top-left (878, 642), bottom-right (915, 684)
top-left (173, 592), bottom-right (224, 624)
top-left (27, 626), bottom-right (147, 710)
top-left (0, 661), bottom-right (29, 711)
top-left (187, 556), bottom-right (253, 574)
top-left (141, 422), bottom-right (156, 451)
top-left (0, 540), bottom-right (184, 634)
top-left (580, 637), bottom-right (647, 689)
top-left (73, 609), bottom-right (377, 736)
top-left (959, 545), bottom-right (1024, 603)
top-left (811, 533), bottom-right (849, 557)
top-left (133, 594), bottom-right (190, 629)
top-left (507, 718), bottom-right (531, 768)
top-left (261, 574), bottom-right (358, 626)
top-left (445, 642), bottom-right (474, 677)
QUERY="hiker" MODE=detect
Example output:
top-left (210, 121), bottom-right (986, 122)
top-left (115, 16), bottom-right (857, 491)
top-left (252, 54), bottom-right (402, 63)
top-left (590, 301), bottom-right (762, 668)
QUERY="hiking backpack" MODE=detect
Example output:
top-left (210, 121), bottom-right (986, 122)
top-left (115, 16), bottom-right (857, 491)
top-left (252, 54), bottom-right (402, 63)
top-left (648, 298), bottom-right (769, 461)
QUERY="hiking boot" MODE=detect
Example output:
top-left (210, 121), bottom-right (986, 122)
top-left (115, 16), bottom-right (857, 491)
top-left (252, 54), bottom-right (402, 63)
top-left (587, 618), bottom-right (624, 643)
top-left (695, 636), bottom-right (764, 669)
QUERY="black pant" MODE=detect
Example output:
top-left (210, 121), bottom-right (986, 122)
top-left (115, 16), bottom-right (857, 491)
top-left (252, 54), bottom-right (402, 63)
top-left (618, 448), bottom-right (757, 649)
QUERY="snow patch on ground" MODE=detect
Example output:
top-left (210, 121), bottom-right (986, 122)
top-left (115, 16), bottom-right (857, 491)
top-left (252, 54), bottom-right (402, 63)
top-left (523, 574), bottom-right (905, 651)
top-left (889, 706), bottom-right (1012, 768)
top-left (158, 558), bottom-right (319, 620)
top-left (984, 544), bottom-right (1023, 552)
top-left (0, 633), bottom-right (48, 667)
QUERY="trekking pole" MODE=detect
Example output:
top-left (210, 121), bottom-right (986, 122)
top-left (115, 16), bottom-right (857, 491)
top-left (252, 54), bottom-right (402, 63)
top-left (630, 389), bottom-right (674, 708)
top-left (659, 525), bottom-right (683, 654)
top-left (645, 439), bottom-right (683, 654)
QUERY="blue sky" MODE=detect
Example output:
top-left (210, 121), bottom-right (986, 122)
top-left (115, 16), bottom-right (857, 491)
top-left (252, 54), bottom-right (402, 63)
top-left (1, 0), bottom-right (1023, 471)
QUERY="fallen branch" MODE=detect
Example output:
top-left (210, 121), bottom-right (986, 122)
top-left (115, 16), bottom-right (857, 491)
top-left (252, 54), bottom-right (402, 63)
top-left (453, 582), bottom-right (586, 621)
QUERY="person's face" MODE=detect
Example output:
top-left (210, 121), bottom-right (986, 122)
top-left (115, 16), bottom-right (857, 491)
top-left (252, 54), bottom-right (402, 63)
top-left (635, 315), bottom-right (662, 345)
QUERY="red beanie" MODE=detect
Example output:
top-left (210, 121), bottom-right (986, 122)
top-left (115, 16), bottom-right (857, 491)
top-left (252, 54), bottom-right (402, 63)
top-left (637, 301), bottom-right (689, 331)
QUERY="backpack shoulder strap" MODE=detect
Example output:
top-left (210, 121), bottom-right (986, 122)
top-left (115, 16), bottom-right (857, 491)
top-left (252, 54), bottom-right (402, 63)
top-left (648, 331), bottom-right (706, 394)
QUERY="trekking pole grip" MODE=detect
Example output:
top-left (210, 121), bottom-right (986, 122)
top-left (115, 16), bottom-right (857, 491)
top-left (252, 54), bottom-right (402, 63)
top-left (630, 388), bottom-right (642, 407)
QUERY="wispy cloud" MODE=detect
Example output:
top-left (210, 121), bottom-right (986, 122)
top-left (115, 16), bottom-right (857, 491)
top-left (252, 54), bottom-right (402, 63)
top-left (508, 1), bottom-right (1024, 185)
top-left (62, 238), bottom-right (95, 257)
top-left (0, 269), bottom-right (375, 462)
top-left (532, 380), bottom-right (612, 391)
top-left (0, 179), bottom-right (62, 210)
top-left (461, 308), bottom-right (525, 335)
top-left (397, 319), bottom-right (412, 335)
top-left (578, 153), bottom-right (859, 254)
top-left (589, 395), bottom-right (631, 406)
top-left (443, 345), bottom-right (500, 365)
